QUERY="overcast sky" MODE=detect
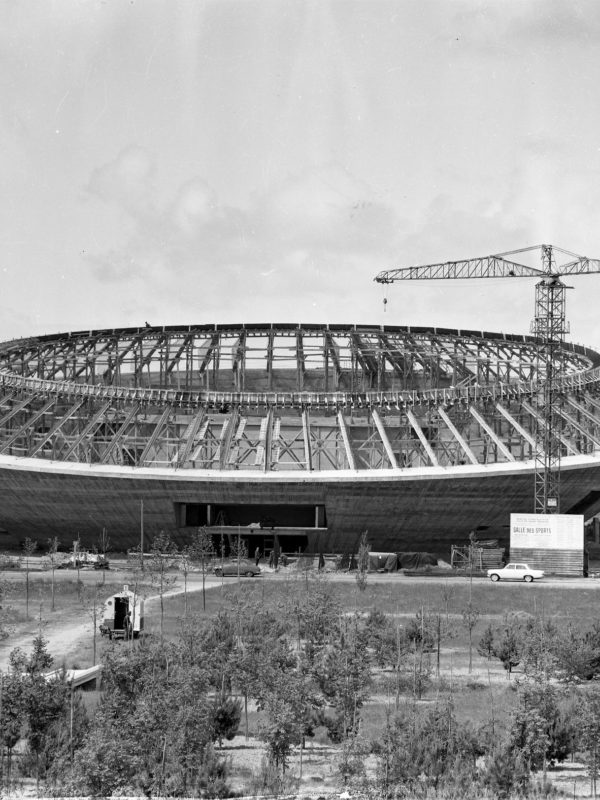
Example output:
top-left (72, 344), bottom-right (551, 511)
top-left (3, 0), bottom-right (600, 350)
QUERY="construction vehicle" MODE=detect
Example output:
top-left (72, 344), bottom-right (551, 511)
top-left (99, 584), bottom-right (144, 640)
top-left (58, 550), bottom-right (109, 570)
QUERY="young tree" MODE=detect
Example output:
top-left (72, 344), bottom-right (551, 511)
top-left (462, 601), bottom-right (480, 673)
top-left (491, 615), bottom-right (523, 678)
top-left (257, 692), bottom-right (303, 773)
top-left (178, 545), bottom-right (194, 618)
top-left (314, 615), bottom-right (372, 741)
top-left (553, 623), bottom-right (600, 682)
top-left (405, 607), bottom-right (435, 699)
top-left (355, 530), bottom-right (370, 593)
top-left (372, 698), bottom-right (480, 795)
top-left (46, 537), bottom-right (61, 612)
top-left (578, 686), bottom-right (600, 797)
top-left (230, 530), bottom-right (247, 581)
top-left (148, 531), bottom-right (178, 640)
top-left (7, 635), bottom-right (87, 791)
top-left (211, 696), bottom-right (242, 748)
top-left (22, 538), bottom-right (37, 620)
top-left (509, 683), bottom-right (573, 772)
top-left (193, 527), bottom-right (215, 611)
top-left (80, 582), bottom-right (104, 665)
top-left (96, 527), bottom-right (111, 585)
top-left (477, 623), bottom-right (495, 661)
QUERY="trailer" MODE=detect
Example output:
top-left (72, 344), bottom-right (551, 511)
top-left (99, 584), bottom-right (144, 640)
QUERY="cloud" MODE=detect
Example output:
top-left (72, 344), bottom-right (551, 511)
top-left (257, 164), bottom-right (398, 252)
top-left (84, 151), bottom-right (402, 296)
top-left (446, 0), bottom-right (600, 57)
top-left (87, 145), bottom-right (156, 219)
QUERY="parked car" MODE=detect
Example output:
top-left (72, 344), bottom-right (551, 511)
top-left (214, 560), bottom-right (261, 578)
top-left (487, 563), bottom-right (544, 582)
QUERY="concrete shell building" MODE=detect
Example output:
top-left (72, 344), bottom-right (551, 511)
top-left (1, 323), bottom-right (600, 557)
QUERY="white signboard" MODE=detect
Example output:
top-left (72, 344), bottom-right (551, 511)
top-left (510, 513), bottom-right (584, 551)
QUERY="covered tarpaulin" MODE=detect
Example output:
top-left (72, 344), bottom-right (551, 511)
top-left (397, 552), bottom-right (438, 570)
top-left (368, 552), bottom-right (399, 572)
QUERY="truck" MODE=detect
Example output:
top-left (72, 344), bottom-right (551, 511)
top-left (99, 584), bottom-right (144, 640)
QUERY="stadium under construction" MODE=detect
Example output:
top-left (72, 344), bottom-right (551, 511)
top-left (0, 321), bottom-right (600, 560)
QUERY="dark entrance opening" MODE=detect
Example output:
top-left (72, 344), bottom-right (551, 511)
top-left (179, 502), bottom-right (326, 529)
top-left (565, 491), bottom-right (600, 517)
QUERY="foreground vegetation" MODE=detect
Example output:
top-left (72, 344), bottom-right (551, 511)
top-left (1, 567), bottom-right (600, 798)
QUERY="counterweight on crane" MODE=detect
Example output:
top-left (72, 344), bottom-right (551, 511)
top-left (374, 244), bottom-right (600, 514)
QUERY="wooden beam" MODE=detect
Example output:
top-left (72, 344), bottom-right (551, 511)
top-left (406, 408), bottom-right (439, 467)
top-left (337, 410), bottom-right (356, 470)
top-left (371, 409), bottom-right (398, 468)
top-left (437, 406), bottom-right (478, 465)
top-left (469, 405), bottom-right (515, 461)
top-left (302, 408), bottom-right (313, 471)
top-left (495, 402), bottom-right (536, 448)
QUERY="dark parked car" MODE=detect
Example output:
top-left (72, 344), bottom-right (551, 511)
top-left (214, 560), bottom-right (261, 578)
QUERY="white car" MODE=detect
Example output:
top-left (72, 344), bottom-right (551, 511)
top-left (487, 563), bottom-right (544, 582)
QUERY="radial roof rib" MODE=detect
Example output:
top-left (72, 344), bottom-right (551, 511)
top-left (324, 333), bottom-right (343, 389)
top-left (555, 406), bottom-right (600, 450)
top-left (266, 329), bottom-right (274, 390)
top-left (406, 408), bottom-right (439, 466)
top-left (212, 419), bottom-right (229, 465)
top-left (436, 406), bottom-right (478, 464)
top-left (495, 403), bottom-right (536, 448)
top-left (28, 399), bottom-right (85, 456)
top-left (99, 403), bottom-right (140, 464)
top-left (377, 334), bottom-right (404, 379)
top-left (198, 333), bottom-right (220, 374)
top-left (468, 406), bottom-right (515, 461)
top-left (74, 336), bottom-right (113, 379)
top-left (133, 334), bottom-right (166, 383)
top-left (63, 401), bottom-right (112, 460)
top-left (0, 391), bottom-right (16, 411)
top-left (302, 408), bottom-right (313, 471)
top-left (270, 417), bottom-right (282, 467)
top-left (371, 408), bottom-right (398, 468)
top-left (263, 408), bottom-right (275, 472)
top-left (172, 408), bottom-right (206, 465)
top-left (227, 416), bottom-right (247, 466)
top-left (231, 332), bottom-right (246, 391)
top-left (0, 398), bottom-right (56, 454)
top-left (337, 410), bottom-right (357, 470)
top-left (0, 396), bottom-right (35, 426)
top-left (219, 408), bottom-right (239, 470)
top-left (429, 336), bottom-right (473, 383)
top-left (101, 335), bottom-right (139, 381)
top-left (568, 395), bottom-right (600, 427)
top-left (165, 334), bottom-right (194, 374)
top-left (138, 405), bottom-right (173, 466)
top-left (403, 333), bottom-right (430, 371)
top-left (350, 333), bottom-right (378, 380)
top-left (254, 413), bottom-right (270, 468)
top-left (520, 400), bottom-right (578, 455)
top-left (296, 331), bottom-right (306, 390)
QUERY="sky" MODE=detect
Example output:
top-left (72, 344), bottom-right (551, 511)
top-left (3, 0), bottom-right (600, 350)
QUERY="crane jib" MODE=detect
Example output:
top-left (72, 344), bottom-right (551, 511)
top-left (375, 250), bottom-right (600, 283)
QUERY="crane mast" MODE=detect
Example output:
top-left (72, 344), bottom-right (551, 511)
top-left (375, 244), bottom-right (600, 514)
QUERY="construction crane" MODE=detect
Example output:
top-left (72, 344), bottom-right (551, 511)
top-left (374, 244), bottom-right (600, 515)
